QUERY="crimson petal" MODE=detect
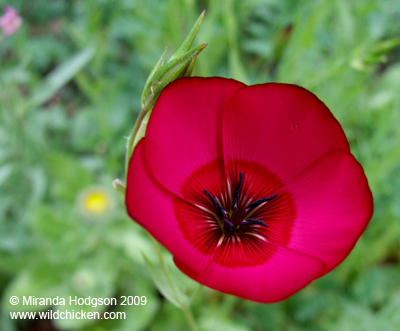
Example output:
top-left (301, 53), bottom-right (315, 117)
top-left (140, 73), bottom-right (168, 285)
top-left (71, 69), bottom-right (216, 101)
top-left (272, 149), bottom-right (373, 274)
top-left (222, 83), bottom-right (350, 184)
top-left (174, 238), bottom-right (325, 303)
top-left (126, 139), bottom-right (214, 273)
top-left (145, 77), bottom-right (246, 198)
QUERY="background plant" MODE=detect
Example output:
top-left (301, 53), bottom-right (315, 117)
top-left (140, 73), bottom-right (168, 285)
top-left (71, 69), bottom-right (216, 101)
top-left (0, 0), bottom-right (400, 330)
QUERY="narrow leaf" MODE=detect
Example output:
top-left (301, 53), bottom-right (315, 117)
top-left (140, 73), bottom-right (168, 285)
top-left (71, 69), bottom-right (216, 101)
top-left (29, 46), bottom-right (95, 109)
top-left (142, 253), bottom-right (186, 308)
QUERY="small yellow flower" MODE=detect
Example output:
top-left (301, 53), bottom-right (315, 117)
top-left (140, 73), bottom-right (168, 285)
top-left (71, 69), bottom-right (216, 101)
top-left (79, 186), bottom-right (113, 218)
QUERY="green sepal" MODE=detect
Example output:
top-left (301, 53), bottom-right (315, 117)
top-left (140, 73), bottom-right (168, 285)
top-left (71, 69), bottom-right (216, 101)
top-left (140, 11), bottom-right (206, 111)
top-left (141, 44), bottom-right (206, 111)
top-left (183, 52), bottom-right (199, 78)
top-left (132, 111), bottom-right (152, 148)
top-left (141, 48), bottom-right (168, 107)
top-left (124, 11), bottom-right (206, 182)
top-left (169, 10), bottom-right (205, 61)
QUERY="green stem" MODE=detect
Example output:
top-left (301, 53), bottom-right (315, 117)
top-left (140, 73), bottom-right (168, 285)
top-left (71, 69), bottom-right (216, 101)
top-left (125, 108), bottom-right (147, 178)
top-left (182, 304), bottom-right (198, 331)
top-left (189, 283), bottom-right (203, 304)
top-left (147, 234), bottom-right (198, 331)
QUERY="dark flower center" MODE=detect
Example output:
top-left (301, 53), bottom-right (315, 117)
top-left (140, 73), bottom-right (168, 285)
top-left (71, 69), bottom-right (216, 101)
top-left (203, 171), bottom-right (278, 236)
top-left (174, 158), bottom-right (295, 267)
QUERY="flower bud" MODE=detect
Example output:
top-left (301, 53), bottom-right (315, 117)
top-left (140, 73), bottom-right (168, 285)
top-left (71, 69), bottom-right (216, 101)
top-left (141, 11), bottom-right (206, 112)
top-left (119, 11), bottom-right (207, 188)
top-left (141, 44), bottom-right (206, 111)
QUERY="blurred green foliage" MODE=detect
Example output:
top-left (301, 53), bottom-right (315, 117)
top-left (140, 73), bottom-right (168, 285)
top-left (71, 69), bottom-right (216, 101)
top-left (1, 0), bottom-right (400, 330)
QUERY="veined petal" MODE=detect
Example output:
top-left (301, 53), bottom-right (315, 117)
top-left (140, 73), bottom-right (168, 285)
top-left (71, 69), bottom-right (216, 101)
top-left (174, 238), bottom-right (325, 303)
top-left (222, 83), bottom-right (350, 184)
top-left (275, 149), bottom-right (373, 274)
top-left (145, 77), bottom-right (246, 198)
top-left (125, 139), bottom-right (213, 273)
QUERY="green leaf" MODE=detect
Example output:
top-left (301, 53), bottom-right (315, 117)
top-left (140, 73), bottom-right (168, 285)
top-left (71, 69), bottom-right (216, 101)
top-left (371, 38), bottom-right (400, 56)
top-left (29, 46), bottom-right (95, 110)
top-left (142, 254), bottom-right (186, 308)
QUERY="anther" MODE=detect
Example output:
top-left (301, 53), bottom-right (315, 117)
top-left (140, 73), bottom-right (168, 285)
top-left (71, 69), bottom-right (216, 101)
top-left (204, 189), bottom-right (228, 218)
top-left (245, 193), bottom-right (278, 214)
top-left (232, 171), bottom-right (244, 211)
top-left (240, 218), bottom-right (269, 228)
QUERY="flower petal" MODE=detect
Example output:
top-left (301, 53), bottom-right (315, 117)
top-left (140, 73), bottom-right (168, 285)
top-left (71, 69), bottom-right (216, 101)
top-left (277, 149), bottom-right (373, 274)
top-left (145, 77), bottom-right (246, 197)
top-left (125, 139), bottom-right (214, 273)
top-left (222, 83), bottom-right (350, 184)
top-left (174, 238), bottom-right (325, 303)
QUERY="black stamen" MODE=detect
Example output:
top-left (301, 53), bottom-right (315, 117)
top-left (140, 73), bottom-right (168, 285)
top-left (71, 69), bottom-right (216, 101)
top-left (223, 219), bottom-right (234, 228)
top-left (245, 193), bottom-right (278, 213)
top-left (232, 171), bottom-right (244, 211)
top-left (240, 218), bottom-right (268, 228)
top-left (204, 189), bottom-right (228, 218)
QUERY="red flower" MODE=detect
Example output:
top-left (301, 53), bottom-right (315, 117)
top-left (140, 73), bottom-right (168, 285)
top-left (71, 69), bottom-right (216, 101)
top-left (126, 77), bottom-right (373, 303)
